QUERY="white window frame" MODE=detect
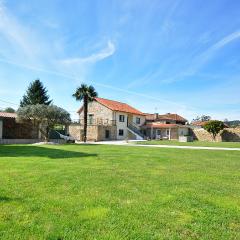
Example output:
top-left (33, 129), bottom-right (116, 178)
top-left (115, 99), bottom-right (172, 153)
top-left (88, 114), bottom-right (94, 125)
top-left (119, 115), bottom-right (125, 122)
top-left (136, 117), bottom-right (141, 124)
top-left (118, 129), bottom-right (124, 136)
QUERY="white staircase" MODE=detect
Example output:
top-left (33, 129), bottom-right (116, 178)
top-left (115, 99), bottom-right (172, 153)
top-left (127, 123), bottom-right (144, 140)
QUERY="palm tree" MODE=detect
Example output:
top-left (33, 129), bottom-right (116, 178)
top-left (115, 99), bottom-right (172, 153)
top-left (73, 84), bottom-right (98, 142)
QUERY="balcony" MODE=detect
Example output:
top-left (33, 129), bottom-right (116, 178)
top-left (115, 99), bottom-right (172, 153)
top-left (72, 118), bottom-right (116, 126)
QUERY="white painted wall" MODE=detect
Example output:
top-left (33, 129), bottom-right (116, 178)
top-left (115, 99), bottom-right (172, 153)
top-left (132, 114), bottom-right (146, 127)
top-left (0, 120), bottom-right (2, 139)
top-left (178, 127), bottom-right (189, 136)
top-left (115, 112), bottom-right (146, 140)
top-left (116, 112), bottom-right (128, 140)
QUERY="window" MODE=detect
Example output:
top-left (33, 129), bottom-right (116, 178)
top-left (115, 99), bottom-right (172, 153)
top-left (118, 129), bottom-right (124, 136)
top-left (88, 114), bottom-right (94, 125)
top-left (157, 129), bottom-right (161, 135)
top-left (136, 117), bottom-right (141, 124)
top-left (119, 115), bottom-right (125, 122)
top-left (105, 130), bottom-right (110, 139)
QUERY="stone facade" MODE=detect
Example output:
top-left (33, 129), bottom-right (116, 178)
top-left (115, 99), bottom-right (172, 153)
top-left (192, 128), bottom-right (240, 142)
top-left (68, 124), bottom-right (83, 141)
top-left (68, 124), bottom-right (117, 141)
top-left (79, 101), bottom-right (113, 121)
top-left (97, 125), bottom-right (117, 141)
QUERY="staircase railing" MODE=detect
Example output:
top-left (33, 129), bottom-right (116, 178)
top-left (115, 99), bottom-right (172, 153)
top-left (128, 123), bottom-right (145, 138)
top-left (72, 118), bottom-right (116, 126)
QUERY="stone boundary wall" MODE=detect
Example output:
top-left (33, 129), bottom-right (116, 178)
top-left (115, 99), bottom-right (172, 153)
top-left (0, 139), bottom-right (66, 145)
top-left (2, 118), bottom-right (38, 139)
top-left (192, 128), bottom-right (240, 142)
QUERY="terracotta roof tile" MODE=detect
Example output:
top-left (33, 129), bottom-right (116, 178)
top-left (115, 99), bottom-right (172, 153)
top-left (145, 113), bottom-right (187, 122)
top-left (145, 113), bottom-right (155, 121)
top-left (0, 112), bottom-right (17, 118)
top-left (158, 113), bottom-right (187, 122)
top-left (78, 97), bottom-right (145, 115)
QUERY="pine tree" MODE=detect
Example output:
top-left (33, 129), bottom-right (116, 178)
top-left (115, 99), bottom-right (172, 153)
top-left (20, 79), bottom-right (52, 107)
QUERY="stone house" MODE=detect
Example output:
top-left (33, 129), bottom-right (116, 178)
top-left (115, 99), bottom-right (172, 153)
top-left (142, 113), bottom-right (190, 140)
top-left (69, 97), bottom-right (146, 141)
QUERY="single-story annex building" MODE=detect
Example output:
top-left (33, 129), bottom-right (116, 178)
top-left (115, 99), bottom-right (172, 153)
top-left (0, 111), bottom-right (38, 144)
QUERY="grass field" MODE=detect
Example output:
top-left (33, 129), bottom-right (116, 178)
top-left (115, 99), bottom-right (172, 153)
top-left (135, 140), bottom-right (240, 148)
top-left (0, 144), bottom-right (240, 239)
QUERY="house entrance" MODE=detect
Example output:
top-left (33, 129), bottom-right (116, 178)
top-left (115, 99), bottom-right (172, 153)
top-left (105, 130), bottom-right (110, 139)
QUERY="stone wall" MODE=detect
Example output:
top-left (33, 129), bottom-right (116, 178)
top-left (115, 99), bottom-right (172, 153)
top-left (170, 128), bottom-right (178, 140)
top-left (97, 125), bottom-right (117, 141)
top-left (0, 120), bottom-right (2, 138)
top-left (0, 139), bottom-right (66, 145)
top-left (68, 124), bottom-right (117, 141)
top-left (192, 128), bottom-right (240, 142)
top-left (221, 128), bottom-right (240, 142)
top-left (2, 118), bottom-right (38, 139)
top-left (79, 101), bottom-right (113, 121)
top-left (68, 124), bottom-right (83, 141)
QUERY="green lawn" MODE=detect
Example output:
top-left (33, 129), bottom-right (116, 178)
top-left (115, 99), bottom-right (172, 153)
top-left (134, 140), bottom-right (240, 148)
top-left (0, 144), bottom-right (240, 239)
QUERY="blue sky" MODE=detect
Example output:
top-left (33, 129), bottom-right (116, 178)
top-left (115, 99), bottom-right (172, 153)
top-left (0, 0), bottom-right (240, 121)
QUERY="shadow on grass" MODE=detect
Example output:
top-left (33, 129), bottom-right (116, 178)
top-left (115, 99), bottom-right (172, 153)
top-left (0, 145), bottom-right (97, 159)
top-left (0, 196), bottom-right (21, 202)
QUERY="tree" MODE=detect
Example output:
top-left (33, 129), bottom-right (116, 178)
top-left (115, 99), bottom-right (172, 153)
top-left (4, 107), bottom-right (15, 113)
top-left (17, 104), bottom-right (71, 142)
top-left (20, 79), bottom-right (52, 107)
top-left (192, 115), bottom-right (211, 122)
top-left (73, 84), bottom-right (98, 142)
top-left (203, 120), bottom-right (225, 141)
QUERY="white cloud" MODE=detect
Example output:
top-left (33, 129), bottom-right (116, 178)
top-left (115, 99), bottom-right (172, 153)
top-left (163, 30), bottom-right (240, 83)
top-left (194, 30), bottom-right (240, 68)
top-left (212, 30), bottom-right (240, 50)
top-left (0, 1), bottom-right (37, 58)
top-left (60, 41), bottom-right (116, 66)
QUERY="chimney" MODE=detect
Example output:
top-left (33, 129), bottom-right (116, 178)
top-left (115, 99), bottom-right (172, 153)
top-left (154, 113), bottom-right (159, 119)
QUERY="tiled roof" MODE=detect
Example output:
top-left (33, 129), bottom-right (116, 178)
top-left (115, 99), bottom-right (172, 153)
top-left (158, 113), bottom-right (187, 122)
top-left (145, 113), bottom-right (187, 122)
top-left (145, 113), bottom-right (155, 121)
top-left (78, 97), bottom-right (145, 115)
top-left (0, 112), bottom-right (17, 118)
top-left (143, 123), bottom-right (189, 128)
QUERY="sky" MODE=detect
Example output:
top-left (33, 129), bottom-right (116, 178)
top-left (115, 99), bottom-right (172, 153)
top-left (0, 0), bottom-right (240, 121)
